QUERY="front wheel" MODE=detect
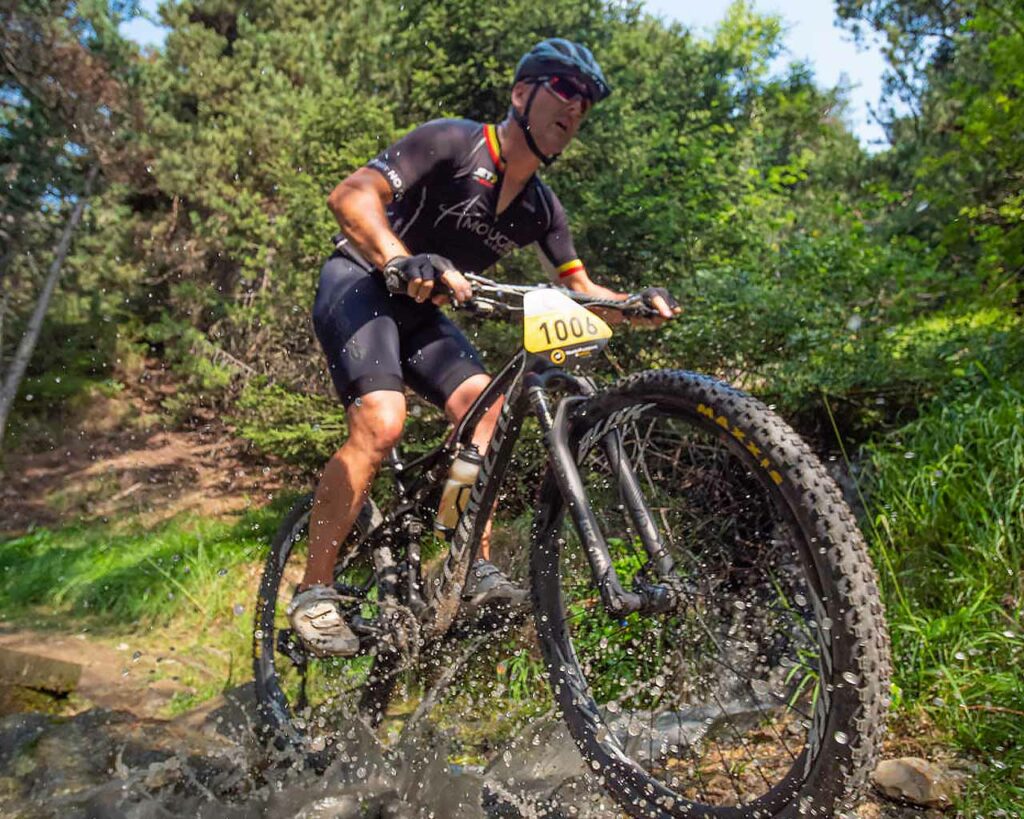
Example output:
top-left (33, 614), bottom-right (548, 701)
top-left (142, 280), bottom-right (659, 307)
top-left (531, 370), bottom-right (890, 817)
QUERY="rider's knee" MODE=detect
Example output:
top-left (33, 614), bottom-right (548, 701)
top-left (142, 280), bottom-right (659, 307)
top-left (347, 390), bottom-right (406, 456)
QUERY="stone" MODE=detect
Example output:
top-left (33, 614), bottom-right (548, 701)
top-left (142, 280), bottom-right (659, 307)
top-left (0, 647), bottom-right (81, 693)
top-left (871, 757), bottom-right (960, 809)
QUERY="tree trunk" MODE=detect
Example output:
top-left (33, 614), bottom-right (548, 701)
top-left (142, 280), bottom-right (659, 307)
top-left (0, 164), bottom-right (99, 452)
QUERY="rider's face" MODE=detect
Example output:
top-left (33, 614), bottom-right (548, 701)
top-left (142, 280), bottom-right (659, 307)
top-left (512, 78), bottom-right (590, 156)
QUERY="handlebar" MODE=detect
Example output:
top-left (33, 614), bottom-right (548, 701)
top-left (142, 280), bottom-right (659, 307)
top-left (378, 267), bottom-right (664, 320)
top-left (452, 273), bottom-right (663, 321)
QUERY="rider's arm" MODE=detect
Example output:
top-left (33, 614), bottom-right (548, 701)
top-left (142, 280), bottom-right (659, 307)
top-left (327, 168), bottom-right (408, 270)
top-left (535, 248), bottom-right (624, 300)
top-left (535, 188), bottom-right (631, 322)
top-left (328, 119), bottom-right (470, 269)
top-left (536, 188), bottom-right (678, 322)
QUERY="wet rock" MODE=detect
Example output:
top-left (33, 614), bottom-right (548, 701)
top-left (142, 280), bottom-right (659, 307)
top-left (0, 646), bottom-right (81, 693)
top-left (871, 757), bottom-right (960, 809)
top-left (0, 711), bottom-right (51, 767)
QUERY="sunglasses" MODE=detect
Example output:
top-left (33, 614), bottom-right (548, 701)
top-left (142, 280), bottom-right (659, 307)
top-left (543, 75), bottom-right (593, 108)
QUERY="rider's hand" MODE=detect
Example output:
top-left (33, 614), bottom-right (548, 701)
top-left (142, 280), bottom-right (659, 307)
top-left (628, 286), bottom-right (681, 326)
top-left (382, 254), bottom-right (468, 304)
top-left (431, 268), bottom-right (473, 306)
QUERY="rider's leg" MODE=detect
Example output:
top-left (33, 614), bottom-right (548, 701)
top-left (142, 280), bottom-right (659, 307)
top-left (301, 390), bottom-right (407, 588)
top-left (444, 373), bottom-right (502, 561)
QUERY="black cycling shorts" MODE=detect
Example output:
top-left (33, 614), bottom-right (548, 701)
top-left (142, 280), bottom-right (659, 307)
top-left (312, 253), bottom-right (486, 409)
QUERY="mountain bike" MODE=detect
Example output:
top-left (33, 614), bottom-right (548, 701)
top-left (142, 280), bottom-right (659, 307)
top-left (252, 273), bottom-right (891, 817)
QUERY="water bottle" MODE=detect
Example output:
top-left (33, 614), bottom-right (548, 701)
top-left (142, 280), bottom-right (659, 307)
top-left (434, 444), bottom-right (483, 538)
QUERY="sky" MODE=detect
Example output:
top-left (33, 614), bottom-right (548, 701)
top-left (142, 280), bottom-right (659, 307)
top-left (120, 0), bottom-right (890, 149)
top-left (646, 0), bottom-right (890, 148)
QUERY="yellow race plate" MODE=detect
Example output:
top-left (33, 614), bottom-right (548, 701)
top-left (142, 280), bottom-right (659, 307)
top-left (523, 289), bottom-right (612, 364)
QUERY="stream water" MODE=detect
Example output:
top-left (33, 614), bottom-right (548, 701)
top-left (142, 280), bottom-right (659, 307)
top-left (0, 682), bottom-right (626, 818)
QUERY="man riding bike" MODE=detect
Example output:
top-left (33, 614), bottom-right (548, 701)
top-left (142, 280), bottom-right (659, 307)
top-left (289, 38), bottom-right (680, 657)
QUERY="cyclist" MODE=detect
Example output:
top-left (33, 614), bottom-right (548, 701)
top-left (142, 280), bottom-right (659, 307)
top-left (290, 38), bottom-right (680, 656)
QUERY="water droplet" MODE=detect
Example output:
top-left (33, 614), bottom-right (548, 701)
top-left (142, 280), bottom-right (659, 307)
top-left (833, 731), bottom-right (849, 745)
top-left (233, 603), bottom-right (244, 615)
top-left (793, 593), bottom-right (808, 607)
top-left (842, 671), bottom-right (859, 685)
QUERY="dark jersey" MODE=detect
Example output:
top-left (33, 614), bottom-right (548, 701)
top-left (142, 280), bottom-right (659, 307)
top-left (360, 118), bottom-right (585, 279)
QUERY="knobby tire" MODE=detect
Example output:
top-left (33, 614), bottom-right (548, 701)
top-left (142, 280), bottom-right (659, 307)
top-left (530, 370), bottom-right (891, 817)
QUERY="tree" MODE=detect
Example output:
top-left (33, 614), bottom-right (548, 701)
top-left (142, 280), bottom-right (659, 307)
top-left (0, 0), bottom-right (141, 449)
top-left (837, 0), bottom-right (1024, 292)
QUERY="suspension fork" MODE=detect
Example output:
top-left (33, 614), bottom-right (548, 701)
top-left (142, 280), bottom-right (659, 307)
top-left (598, 429), bottom-right (676, 578)
top-left (526, 372), bottom-right (677, 617)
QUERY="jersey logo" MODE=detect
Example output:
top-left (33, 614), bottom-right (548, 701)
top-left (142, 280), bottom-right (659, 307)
top-left (472, 167), bottom-right (497, 187)
top-left (434, 195), bottom-right (516, 255)
top-left (368, 158), bottom-right (404, 197)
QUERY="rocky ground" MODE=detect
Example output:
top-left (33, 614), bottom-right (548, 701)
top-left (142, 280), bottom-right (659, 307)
top-left (0, 699), bottom-right (953, 819)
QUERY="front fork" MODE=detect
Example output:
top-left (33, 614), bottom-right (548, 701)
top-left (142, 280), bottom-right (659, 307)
top-left (526, 371), bottom-right (678, 618)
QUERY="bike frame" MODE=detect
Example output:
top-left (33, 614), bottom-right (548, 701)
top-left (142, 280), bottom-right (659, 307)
top-left (360, 312), bottom-right (681, 643)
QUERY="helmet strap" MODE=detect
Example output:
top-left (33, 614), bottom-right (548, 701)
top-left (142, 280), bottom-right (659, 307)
top-left (510, 83), bottom-right (560, 166)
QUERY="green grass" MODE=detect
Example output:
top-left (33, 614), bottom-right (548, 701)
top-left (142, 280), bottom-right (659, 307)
top-left (0, 495), bottom-right (302, 710)
top-left (863, 375), bottom-right (1024, 810)
top-left (0, 499), bottom-right (292, 623)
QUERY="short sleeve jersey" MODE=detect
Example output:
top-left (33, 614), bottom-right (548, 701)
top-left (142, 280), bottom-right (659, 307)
top-left (364, 118), bottom-right (585, 279)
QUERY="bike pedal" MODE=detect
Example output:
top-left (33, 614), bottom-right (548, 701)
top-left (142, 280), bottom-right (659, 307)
top-left (276, 628), bottom-right (309, 668)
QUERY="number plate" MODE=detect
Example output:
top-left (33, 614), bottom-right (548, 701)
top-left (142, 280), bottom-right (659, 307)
top-left (523, 289), bottom-right (612, 365)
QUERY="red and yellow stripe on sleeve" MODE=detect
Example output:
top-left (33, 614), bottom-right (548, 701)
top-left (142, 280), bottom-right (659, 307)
top-left (557, 259), bottom-right (585, 279)
top-left (484, 124), bottom-right (505, 171)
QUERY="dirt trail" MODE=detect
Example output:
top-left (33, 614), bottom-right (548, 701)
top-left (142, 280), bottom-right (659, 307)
top-left (0, 359), bottom-right (305, 536)
top-left (0, 623), bottom-right (189, 718)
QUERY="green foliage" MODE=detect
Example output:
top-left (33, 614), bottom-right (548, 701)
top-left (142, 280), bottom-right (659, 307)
top-left (864, 374), bottom-right (1024, 807)
top-left (838, 0), bottom-right (1024, 297)
top-left (234, 378), bottom-right (345, 463)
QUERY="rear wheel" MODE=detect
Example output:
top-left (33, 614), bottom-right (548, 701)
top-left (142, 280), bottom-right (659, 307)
top-left (252, 493), bottom-right (400, 750)
top-left (531, 370), bottom-right (890, 817)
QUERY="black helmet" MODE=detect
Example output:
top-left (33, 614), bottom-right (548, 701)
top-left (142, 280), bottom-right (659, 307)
top-left (514, 38), bottom-right (611, 103)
